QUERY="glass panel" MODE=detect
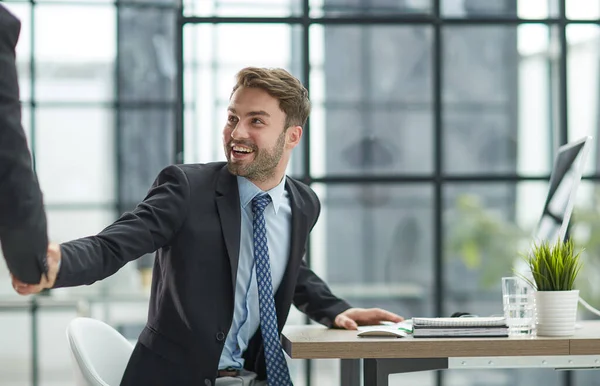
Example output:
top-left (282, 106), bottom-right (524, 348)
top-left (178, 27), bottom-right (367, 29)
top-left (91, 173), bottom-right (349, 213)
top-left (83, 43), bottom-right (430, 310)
top-left (311, 183), bottom-right (434, 311)
top-left (444, 369), bottom-right (563, 386)
top-left (35, 0), bottom-right (113, 2)
top-left (44, 209), bottom-right (119, 298)
top-left (34, 5), bottom-right (115, 102)
top-left (567, 0), bottom-right (600, 19)
top-left (35, 108), bottom-right (116, 205)
top-left (572, 180), bottom-right (600, 386)
top-left (118, 108), bottom-right (175, 208)
top-left (571, 181), bottom-right (600, 304)
top-left (443, 181), bottom-right (562, 386)
top-left (184, 0), bottom-right (302, 16)
top-left (183, 24), bottom-right (304, 174)
top-left (310, 25), bottom-right (433, 177)
top-left (38, 311), bottom-right (80, 386)
top-left (567, 24), bottom-right (600, 176)
top-left (0, 313), bottom-right (31, 385)
top-left (2, 2), bottom-right (31, 102)
top-left (310, 0), bottom-right (431, 17)
top-left (309, 182), bottom-right (434, 384)
top-left (443, 25), bottom-right (558, 175)
top-left (444, 182), bottom-right (543, 298)
top-left (119, 5), bottom-right (176, 103)
top-left (120, 0), bottom-right (180, 4)
top-left (443, 0), bottom-right (558, 18)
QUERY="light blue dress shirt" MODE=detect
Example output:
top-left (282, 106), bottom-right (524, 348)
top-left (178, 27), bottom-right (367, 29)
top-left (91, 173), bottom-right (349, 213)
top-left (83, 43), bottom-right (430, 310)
top-left (218, 176), bottom-right (292, 369)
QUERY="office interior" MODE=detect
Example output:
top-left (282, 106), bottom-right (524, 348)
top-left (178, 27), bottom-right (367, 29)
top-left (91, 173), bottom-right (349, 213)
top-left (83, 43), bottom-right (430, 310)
top-left (1, 0), bottom-right (600, 385)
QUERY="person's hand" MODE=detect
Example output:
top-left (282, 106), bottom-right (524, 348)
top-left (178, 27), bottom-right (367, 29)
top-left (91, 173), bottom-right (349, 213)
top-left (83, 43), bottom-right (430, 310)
top-left (334, 307), bottom-right (404, 330)
top-left (11, 243), bottom-right (61, 295)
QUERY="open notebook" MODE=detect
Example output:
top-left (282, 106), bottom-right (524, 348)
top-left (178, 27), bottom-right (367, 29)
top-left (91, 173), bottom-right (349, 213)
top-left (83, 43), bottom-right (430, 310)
top-left (356, 317), bottom-right (508, 338)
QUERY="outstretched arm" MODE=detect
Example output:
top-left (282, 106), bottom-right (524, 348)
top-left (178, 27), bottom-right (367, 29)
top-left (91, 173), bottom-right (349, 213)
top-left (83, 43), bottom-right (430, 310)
top-left (12, 165), bottom-right (190, 294)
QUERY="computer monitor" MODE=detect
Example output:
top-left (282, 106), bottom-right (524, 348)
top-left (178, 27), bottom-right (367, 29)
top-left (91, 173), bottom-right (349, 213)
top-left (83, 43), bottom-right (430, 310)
top-left (532, 135), bottom-right (592, 245)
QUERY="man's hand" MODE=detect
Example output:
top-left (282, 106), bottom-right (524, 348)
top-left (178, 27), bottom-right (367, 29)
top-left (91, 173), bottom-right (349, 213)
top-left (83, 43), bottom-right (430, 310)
top-left (12, 243), bottom-right (61, 295)
top-left (334, 307), bottom-right (404, 330)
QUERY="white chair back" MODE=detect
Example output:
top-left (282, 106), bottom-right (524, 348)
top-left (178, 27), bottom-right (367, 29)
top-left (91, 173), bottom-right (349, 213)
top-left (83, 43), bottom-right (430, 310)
top-left (66, 317), bottom-right (134, 386)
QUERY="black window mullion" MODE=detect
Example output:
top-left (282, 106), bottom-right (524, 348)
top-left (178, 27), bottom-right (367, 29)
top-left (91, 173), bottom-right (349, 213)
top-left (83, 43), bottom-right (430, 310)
top-left (558, 0), bottom-right (569, 147)
top-left (433, 1), bottom-right (443, 386)
top-left (301, 3), bottom-right (313, 386)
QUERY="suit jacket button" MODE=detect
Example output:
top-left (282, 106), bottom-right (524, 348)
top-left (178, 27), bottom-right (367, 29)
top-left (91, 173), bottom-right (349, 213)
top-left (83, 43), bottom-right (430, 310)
top-left (216, 331), bottom-right (225, 341)
top-left (204, 379), bottom-right (212, 386)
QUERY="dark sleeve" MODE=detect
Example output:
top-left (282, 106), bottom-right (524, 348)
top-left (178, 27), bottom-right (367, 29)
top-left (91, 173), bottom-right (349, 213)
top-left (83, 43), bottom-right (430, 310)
top-left (292, 189), bottom-right (352, 327)
top-left (0, 6), bottom-right (48, 284)
top-left (293, 261), bottom-right (352, 327)
top-left (53, 165), bottom-right (190, 288)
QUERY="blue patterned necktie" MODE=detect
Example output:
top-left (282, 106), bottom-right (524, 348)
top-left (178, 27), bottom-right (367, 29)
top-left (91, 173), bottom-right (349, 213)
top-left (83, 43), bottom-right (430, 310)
top-left (252, 193), bottom-right (293, 386)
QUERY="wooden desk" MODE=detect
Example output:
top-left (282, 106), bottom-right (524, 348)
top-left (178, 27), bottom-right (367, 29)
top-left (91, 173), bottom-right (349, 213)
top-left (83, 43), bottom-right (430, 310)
top-left (282, 321), bottom-right (600, 386)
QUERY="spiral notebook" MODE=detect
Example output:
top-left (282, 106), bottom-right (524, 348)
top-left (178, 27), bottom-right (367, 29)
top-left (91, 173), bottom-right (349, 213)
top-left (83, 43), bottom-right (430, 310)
top-left (412, 316), bottom-right (508, 338)
top-left (412, 316), bottom-right (506, 327)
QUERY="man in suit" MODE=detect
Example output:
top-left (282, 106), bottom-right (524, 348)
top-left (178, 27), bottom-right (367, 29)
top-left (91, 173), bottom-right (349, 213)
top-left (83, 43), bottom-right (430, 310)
top-left (0, 4), bottom-right (52, 285)
top-left (13, 67), bottom-right (403, 386)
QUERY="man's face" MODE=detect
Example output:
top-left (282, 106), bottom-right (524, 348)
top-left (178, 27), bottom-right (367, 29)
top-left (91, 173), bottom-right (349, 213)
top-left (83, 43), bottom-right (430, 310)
top-left (223, 87), bottom-right (288, 182)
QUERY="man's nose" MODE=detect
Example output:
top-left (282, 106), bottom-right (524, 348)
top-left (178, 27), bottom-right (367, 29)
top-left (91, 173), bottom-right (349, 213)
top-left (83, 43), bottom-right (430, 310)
top-left (231, 123), bottom-right (249, 139)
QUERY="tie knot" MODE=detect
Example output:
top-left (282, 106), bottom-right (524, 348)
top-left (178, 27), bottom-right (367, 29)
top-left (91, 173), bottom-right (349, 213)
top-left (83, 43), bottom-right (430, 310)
top-left (252, 193), bottom-right (272, 216)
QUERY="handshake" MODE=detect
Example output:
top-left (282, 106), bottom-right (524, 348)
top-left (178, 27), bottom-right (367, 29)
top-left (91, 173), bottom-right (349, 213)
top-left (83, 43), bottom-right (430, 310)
top-left (12, 243), bottom-right (62, 295)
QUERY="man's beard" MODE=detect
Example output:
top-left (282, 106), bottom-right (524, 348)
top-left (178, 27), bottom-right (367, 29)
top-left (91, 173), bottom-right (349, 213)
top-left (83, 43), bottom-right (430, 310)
top-left (226, 131), bottom-right (286, 183)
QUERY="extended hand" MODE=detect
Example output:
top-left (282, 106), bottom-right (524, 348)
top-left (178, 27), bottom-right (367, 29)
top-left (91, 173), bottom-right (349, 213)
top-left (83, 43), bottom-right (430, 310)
top-left (334, 307), bottom-right (404, 330)
top-left (12, 243), bottom-right (61, 295)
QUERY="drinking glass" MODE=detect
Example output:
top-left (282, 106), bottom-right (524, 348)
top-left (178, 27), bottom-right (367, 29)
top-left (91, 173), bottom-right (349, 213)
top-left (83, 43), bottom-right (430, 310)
top-left (502, 276), bottom-right (535, 336)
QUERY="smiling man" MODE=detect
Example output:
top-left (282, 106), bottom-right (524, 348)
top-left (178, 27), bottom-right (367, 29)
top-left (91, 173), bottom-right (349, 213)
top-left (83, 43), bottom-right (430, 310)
top-left (12, 67), bottom-right (403, 386)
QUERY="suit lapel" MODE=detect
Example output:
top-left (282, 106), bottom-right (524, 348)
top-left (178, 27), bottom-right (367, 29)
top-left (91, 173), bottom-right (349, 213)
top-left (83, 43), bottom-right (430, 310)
top-left (275, 179), bottom-right (308, 326)
top-left (215, 165), bottom-right (241, 296)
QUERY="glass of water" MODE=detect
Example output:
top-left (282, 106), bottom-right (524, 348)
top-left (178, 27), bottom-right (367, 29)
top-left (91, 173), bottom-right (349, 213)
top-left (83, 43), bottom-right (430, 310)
top-left (502, 276), bottom-right (535, 336)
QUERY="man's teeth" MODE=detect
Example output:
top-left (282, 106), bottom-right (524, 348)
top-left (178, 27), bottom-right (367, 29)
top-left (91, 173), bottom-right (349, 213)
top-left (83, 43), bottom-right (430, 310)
top-left (233, 146), bottom-right (253, 153)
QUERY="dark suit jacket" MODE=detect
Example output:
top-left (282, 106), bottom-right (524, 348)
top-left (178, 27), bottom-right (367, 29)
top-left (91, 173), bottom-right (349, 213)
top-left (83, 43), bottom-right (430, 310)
top-left (54, 162), bottom-right (351, 386)
top-left (0, 5), bottom-right (48, 284)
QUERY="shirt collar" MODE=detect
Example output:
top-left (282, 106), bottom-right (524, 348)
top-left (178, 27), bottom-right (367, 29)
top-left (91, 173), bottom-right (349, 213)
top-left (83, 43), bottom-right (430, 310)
top-left (237, 175), bottom-right (287, 214)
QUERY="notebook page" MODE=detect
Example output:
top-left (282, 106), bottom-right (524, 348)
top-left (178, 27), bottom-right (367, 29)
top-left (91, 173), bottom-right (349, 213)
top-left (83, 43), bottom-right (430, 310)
top-left (412, 316), bottom-right (506, 327)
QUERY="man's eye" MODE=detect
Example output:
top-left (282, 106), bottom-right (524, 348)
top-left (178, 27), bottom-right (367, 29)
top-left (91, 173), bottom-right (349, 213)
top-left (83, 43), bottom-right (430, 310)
top-left (228, 116), bottom-right (238, 123)
top-left (251, 118), bottom-right (263, 124)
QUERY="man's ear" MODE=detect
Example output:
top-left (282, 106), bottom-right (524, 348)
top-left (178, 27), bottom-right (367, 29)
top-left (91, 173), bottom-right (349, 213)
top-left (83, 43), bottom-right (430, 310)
top-left (286, 125), bottom-right (302, 149)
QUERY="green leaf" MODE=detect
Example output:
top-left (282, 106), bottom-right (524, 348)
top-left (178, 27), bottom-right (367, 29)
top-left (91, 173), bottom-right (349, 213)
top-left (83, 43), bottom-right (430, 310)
top-left (517, 238), bottom-right (584, 291)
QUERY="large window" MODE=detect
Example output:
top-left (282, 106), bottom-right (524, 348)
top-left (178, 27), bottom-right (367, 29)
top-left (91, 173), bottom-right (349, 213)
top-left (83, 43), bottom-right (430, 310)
top-left (1, 1), bottom-right (178, 385)
top-left (183, 1), bottom-right (600, 386)
top-left (2, 0), bottom-right (600, 385)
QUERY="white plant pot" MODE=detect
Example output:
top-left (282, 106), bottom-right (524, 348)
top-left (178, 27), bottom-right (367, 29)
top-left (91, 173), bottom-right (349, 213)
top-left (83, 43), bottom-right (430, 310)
top-left (535, 290), bottom-right (579, 336)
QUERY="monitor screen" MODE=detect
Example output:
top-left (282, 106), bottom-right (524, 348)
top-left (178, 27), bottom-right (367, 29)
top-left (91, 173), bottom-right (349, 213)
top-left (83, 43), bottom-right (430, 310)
top-left (532, 136), bottom-right (592, 245)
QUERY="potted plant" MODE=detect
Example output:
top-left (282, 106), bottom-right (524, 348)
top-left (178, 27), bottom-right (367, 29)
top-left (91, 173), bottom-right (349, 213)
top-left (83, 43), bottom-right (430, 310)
top-left (520, 238), bottom-right (583, 336)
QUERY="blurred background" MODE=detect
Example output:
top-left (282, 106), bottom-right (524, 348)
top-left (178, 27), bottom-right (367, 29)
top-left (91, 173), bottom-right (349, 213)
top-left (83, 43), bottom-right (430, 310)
top-left (2, 0), bottom-right (600, 385)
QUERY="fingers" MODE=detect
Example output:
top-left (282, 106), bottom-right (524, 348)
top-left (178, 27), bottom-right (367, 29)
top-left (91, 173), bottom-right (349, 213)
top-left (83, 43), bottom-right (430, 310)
top-left (372, 308), bottom-right (404, 323)
top-left (356, 308), bottom-right (404, 325)
top-left (12, 281), bottom-right (39, 295)
top-left (45, 243), bottom-right (62, 285)
top-left (47, 243), bottom-right (60, 256)
top-left (11, 274), bottom-right (45, 296)
top-left (8, 242), bottom-right (61, 296)
top-left (335, 314), bottom-right (358, 330)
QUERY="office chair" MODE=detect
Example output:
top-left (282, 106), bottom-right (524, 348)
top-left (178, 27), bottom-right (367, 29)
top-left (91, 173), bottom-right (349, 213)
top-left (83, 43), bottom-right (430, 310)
top-left (66, 317), bottom-right (134, 386)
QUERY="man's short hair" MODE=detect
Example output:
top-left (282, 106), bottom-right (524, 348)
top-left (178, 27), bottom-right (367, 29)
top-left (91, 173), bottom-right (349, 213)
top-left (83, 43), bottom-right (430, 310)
top-left (231, 67), bottom-right (311, 129)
